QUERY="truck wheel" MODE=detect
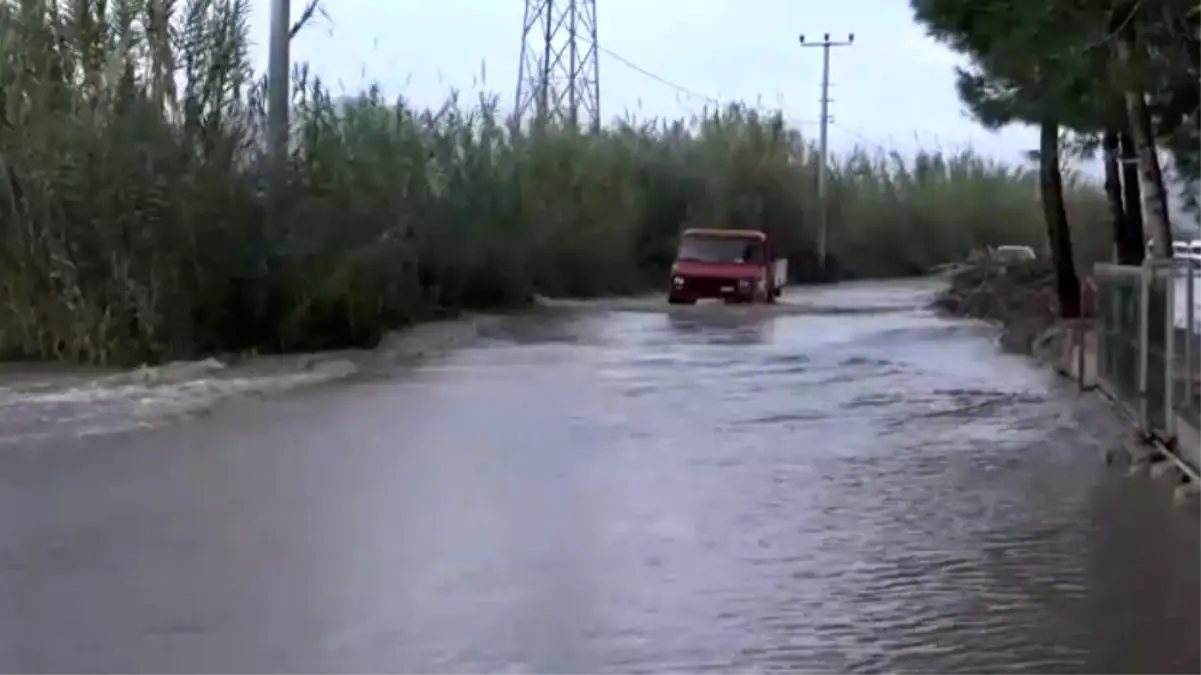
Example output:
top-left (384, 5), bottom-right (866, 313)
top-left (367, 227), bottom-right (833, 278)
top-left (668, 295), bottom-right (695, 305)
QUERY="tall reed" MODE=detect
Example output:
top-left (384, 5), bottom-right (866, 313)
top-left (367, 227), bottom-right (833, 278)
top-left (0, 0), bottom-right (1111, 365)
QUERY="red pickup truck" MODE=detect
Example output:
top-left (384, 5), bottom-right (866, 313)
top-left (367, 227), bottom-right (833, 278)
top-left (667, 228), bottom-right (788, 305)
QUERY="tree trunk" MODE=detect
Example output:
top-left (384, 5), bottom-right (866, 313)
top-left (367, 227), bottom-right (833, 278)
top-left (1117, 128), bottom-right (1147, 263)
top-left (1114, 34), bottom-right (1174, 258)
top-left (1102, 129), bottom-right (1132, 263)
top-left (1039, 119), bottom-right (1082, 319)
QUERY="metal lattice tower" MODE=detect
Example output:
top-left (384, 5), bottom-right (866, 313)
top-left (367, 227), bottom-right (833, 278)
top-left (514, 0), bottom-right (600, 130)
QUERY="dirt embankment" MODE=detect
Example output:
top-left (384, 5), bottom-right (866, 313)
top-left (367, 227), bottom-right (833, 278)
top-left (930, 258), bottom-right (1068, 356)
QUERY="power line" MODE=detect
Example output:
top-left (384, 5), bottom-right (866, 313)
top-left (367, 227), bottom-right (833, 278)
top-left (587, 37), bottom-right (947, 150)
top-left (829, 122), bottom-right (891, 152)
top-left (512, 18), bottom-right (966, 152)
top-left (592, 42), bottom-right (819, 127)
top-left (829, 121), bottom-right (1004, 158)
top-left (582, 39), bottom-right (934, 154)
top-left (593, 44), bottom-right (722, 107)
top-left (530, 23), bottom-right (963, 164)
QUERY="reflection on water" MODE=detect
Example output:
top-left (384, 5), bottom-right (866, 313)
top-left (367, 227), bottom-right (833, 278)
top-left (665, 308), bottom-right (774, 346)
top-left (0, 283), bottom-right (1197, 674)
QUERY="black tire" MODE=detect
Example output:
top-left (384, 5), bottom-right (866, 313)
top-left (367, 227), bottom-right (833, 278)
top-left (668, 296), bottom-right (695, 305)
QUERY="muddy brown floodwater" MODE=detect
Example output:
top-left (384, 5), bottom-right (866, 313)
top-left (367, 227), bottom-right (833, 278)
top-left (0, 280), bottom-right (1198, 674)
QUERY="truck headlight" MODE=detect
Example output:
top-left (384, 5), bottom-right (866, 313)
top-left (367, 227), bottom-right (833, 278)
top-left (737, 278), bottom-right (751, 290)
top-left (672, 276), bottom-right (685, 287)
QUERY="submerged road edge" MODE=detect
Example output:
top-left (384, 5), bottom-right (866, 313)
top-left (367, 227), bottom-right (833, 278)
top-left (1046, 321), bottom-right (1200, 504)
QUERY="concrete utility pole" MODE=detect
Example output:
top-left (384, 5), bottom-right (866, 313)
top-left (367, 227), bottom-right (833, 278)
top-left (267, 0), bottom-right (291, 209)
top-left (799, 32), bottom-right (853, 274)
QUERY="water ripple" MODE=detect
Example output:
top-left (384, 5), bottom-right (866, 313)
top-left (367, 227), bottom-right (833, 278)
top-left (1, 284), bottom-right (1196, 673)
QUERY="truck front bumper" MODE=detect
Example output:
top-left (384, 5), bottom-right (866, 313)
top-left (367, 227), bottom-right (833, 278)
top-left (670, 275), bottom-right (757, 301)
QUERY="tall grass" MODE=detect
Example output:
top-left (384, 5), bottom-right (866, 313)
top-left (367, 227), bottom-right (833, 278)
top-left (0, 0), bottom-right (1112, 365)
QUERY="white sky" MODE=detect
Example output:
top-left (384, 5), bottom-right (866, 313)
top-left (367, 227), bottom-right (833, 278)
top-left (247, 0), bottom-right (1044, 166)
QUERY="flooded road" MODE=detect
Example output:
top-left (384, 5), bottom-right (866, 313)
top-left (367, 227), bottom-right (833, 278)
top-left (1, 281), bottom-right (1198, 673)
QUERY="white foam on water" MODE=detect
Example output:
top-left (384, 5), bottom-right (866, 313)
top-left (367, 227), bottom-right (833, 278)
top-left (537, 289), bottom-right (935, 319)
top-left (0, 288), bottom-right (943, 446)
top-left (0, 315), bottom-right (491, 444)
top-left (0, 357), bottom-right (360, 442)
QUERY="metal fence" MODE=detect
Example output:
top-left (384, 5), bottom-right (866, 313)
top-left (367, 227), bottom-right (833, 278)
top-left (1094, 257), bottom-right (1199, 459)
top-left (1172, 258), bottom-right (1200, 432)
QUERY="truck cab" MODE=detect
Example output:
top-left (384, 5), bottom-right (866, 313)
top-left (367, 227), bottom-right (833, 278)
top-left (667, 228), bottom-right (788, 305)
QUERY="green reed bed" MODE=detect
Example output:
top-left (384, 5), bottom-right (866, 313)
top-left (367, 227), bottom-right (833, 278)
top-left (0, 0), bottom-right (1110, 365)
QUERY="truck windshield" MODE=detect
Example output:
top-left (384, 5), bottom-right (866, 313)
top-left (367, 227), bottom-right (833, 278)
top-left (676, 237), bottom-right (763, 264)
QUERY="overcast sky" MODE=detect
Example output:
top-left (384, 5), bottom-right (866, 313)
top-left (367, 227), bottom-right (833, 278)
top-left (247, 0), bottom-right (1044, 166)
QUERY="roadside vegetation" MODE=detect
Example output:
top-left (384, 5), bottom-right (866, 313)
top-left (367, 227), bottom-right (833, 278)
top-left (913, 0), bottom-right (1200, 322)
top-left (0, 0), bottom-right (1119, 366)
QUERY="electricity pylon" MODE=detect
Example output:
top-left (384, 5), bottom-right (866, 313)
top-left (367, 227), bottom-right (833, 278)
top-left (514, 0), bottom-right (600, 130)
